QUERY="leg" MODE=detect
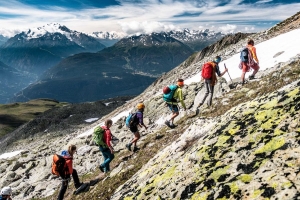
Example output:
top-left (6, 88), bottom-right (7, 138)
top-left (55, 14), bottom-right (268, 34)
top-left (207, 85), bottom-right (214, 107)
top-left (71, 169), bottom-right (81, 188)
top-left (169, 106), bottom-right (179, 125)
top-left (57, 179), bottom-right (69, 200)
top-left (99, 146), bottom-right (109, 171)
top-left (101, 148), bottom-right (115, 172)
top-left (250, 63), bottom-right (260, 77)
top-left (199, 80), bottom-right (210, 106)
top-left (131, 132), bottom-right (140, 147)
top-left (241, 62), bottom-right (248, 83)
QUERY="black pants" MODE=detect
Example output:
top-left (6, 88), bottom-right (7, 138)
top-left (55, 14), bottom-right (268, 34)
top-left (57, 169), bottom-right (80, 200)
top-left (200, 79), bottom-right (214, 106)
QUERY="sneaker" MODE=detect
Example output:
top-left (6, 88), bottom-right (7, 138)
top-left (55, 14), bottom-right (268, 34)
top-left (249, 75), bottom-right (255, 80)
top-left (133, 146), bottom-right (140, 152)
top-left (165, 120), bottom-right (170, 127)
top-left (126, 143), bottom-right (132, 151)
top-left (99, 165), bottom-right (104, 173)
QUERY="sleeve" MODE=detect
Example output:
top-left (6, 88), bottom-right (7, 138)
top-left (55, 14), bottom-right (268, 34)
top-left (177, 88), bottom-right (186, 109)
top-left (215, 65), bottom-right (221, 77)
top-left (250, 46), bottom-right (259, 63)
top-left (105, 129), bottom-right (112, 148)
top-left (137, 112), bottom-right (144, 125)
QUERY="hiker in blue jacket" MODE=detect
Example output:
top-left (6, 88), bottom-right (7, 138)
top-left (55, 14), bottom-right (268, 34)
top-left (126, 103), bottom-right (148, 152)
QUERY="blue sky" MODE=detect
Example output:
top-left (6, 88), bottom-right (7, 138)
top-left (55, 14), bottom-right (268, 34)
top-left (0, 0), bottom-right (299, 36)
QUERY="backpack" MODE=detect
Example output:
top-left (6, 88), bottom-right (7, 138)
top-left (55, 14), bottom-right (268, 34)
top-left (240, 47), bottom-right (249, 62)
top-left (125, 112), bottom-right (140, 127)
top-left (162, 85), bottom-right (178, 102)
top-left (93, 126), bottom-right (107, 147)
top-left (51, 154), bottom-right (69, 178)
top-left (201, 62), bottom-right (214, 79)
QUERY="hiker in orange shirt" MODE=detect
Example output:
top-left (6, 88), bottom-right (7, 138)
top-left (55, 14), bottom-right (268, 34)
top-left (240, 39), bottom-right (260, 84)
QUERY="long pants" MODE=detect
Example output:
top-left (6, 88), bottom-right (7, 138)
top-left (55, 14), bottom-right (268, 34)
top-left (99, 146), bottom-right (114, 172)
top-left (200, 79), bottom-right (214, 106)
top-left (57, 169), bottom-right (80, 200)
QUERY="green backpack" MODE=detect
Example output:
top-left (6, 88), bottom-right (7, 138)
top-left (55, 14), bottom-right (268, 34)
top-left (93, 126), bottom-right (107, 147)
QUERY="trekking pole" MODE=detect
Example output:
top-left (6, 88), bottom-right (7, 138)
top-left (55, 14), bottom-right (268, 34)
top-left (224, 63), bottom-right (233, 83)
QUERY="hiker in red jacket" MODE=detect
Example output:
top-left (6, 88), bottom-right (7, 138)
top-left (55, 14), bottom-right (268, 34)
top-left (198, 56), bottom-right (227, 107)
top-left (240, 39), bottom-right (260, 84)
top-left (99, 119), bottom-right (115, 173)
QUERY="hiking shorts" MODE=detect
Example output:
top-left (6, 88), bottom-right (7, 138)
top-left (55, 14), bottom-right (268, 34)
top-left (167, 104), bottom-right (179, 113)
top-left (129, 125), bottom-right (138, 133)
top-left (242, 62), bottom-right (259, 72)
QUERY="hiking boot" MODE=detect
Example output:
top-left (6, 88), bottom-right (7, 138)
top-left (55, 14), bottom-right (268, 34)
top-left (99, 165), bottom-right (104, 173)
top-left (126, 143), bottom-right (132, 151)
top-left (133, 146), bottom-right (140, 152)
top-left (75, 182), bottom-right (83, 189)
top-left (165, 120), bottom-right (170, 127)
top-left (170, 124), bottom-right (177, 128)
top-left (249, 75), bottom-right (255, 80)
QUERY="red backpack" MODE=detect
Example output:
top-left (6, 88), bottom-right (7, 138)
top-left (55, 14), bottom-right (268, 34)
top-left (201, 62), bottom-right (214, 79)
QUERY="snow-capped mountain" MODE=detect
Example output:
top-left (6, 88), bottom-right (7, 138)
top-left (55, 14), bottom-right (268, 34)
top-left (90, 31), bottom-right (126, 47)
top-left (2, 23), bottom-right (106, 51)
top-left (167, 28), bottom-right (225, 41)
top-left (0, 23), bottom-right (106, 75)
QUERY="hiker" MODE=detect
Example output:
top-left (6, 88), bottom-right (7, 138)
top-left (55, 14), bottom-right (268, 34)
top-left (198, 56), bottom-right (227, 107)
top-left (240, 39), bottom-right (260, 84)
top-left (57, 144), bottom-right (84, 200)
top-left (98, 119), bottom-right (115, 173)
top-left (126, 103), bottom-right (148, 152)
top-left (0, 186), bottom-right (12, 200)
top-left (164, 79), bottom-right (186, 128)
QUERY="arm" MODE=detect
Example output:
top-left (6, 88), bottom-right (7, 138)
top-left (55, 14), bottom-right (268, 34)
top-left (249, 46), bottom-right (259, 63)
top-left (105, 129), bottom-right (114, 153)
top-left (216, 65), bottom-right (227, 77)
top-left (137, 112), bottom-right (147, 129)
top-left (176, 88), bottom-right (186, 110)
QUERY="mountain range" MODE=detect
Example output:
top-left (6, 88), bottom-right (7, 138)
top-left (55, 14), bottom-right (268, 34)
top-left (0, 24), bottom-right (225, 104)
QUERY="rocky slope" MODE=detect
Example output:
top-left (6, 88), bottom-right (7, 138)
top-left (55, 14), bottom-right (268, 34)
top-left (0, 12), bottom-right (299, 200)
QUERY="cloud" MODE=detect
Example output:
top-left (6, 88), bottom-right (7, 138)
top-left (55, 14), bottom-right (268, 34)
top-left (218, 24), bottom-right (237, 33)
top-left (118, 21), bottom-right (180, 35)
top-left (255, 0), bottom-right (274, 3)
top-left (0, 0), bottom-right (299, 37)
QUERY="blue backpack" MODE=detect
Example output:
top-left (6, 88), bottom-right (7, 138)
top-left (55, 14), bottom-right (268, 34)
top-left (163, 84), bottom-right (178, 102)
top-left (125, 111), bottom-right (141, 127)
top-left (240, 47), bottom-right (249, 62)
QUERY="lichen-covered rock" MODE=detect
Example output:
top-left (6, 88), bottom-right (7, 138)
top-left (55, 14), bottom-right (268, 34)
top-left (111, 80), bottom-right (300, 200)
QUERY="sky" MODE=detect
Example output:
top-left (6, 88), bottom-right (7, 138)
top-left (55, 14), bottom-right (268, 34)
top-left (1, 27), bottom-right (300, 159)
top-left (0, 0), bottom-right (299, 37)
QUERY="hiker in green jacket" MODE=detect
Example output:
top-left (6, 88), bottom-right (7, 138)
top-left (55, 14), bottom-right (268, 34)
top-left (165, 79), bottom-right (186, 128)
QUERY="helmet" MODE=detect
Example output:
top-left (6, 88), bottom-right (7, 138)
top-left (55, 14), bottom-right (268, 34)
top-left (1, 186), bottom-right (12, 195)
top-left (137, 103), bottom-right (145, 110)
top-left (214, 56), bottom-right (221, 63)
